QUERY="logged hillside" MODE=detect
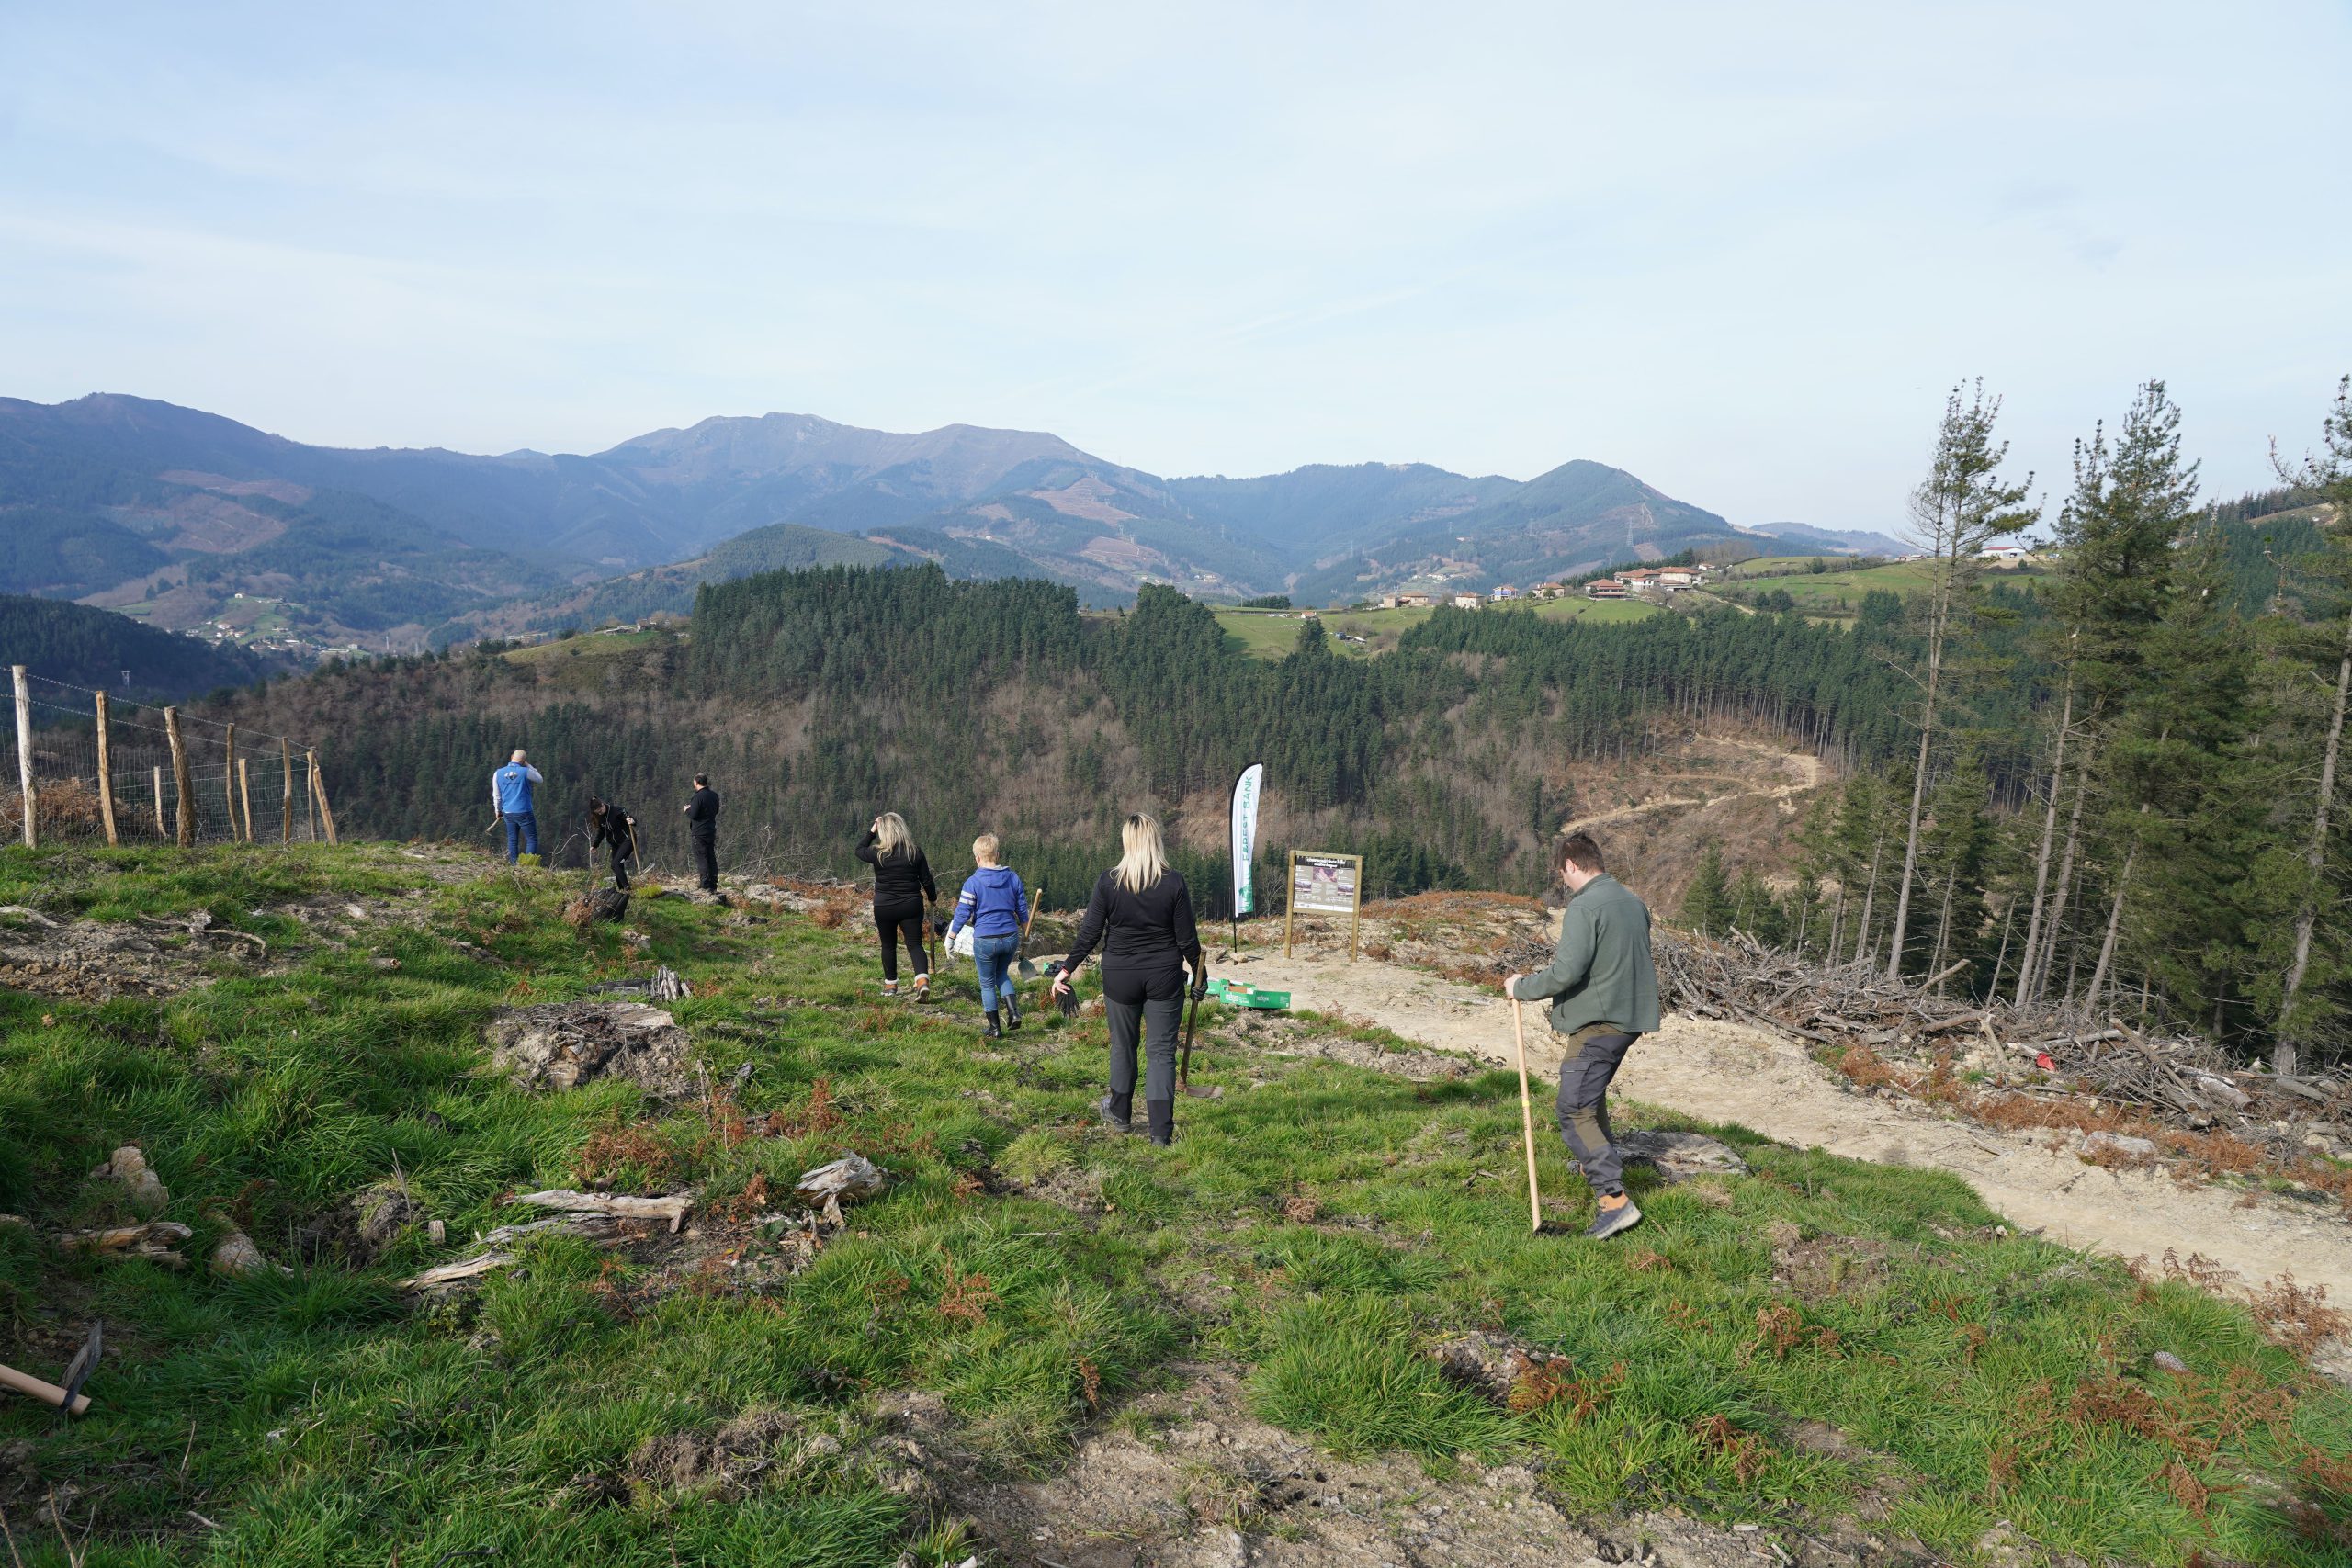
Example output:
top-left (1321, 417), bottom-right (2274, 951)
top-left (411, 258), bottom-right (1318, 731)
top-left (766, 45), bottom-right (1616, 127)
top-left (7, 845), bottom-right (2347, 1565)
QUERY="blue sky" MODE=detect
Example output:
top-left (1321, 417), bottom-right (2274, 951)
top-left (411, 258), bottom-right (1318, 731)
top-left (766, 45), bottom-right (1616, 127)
top-left (3, 2), bottom-right (2346, 532)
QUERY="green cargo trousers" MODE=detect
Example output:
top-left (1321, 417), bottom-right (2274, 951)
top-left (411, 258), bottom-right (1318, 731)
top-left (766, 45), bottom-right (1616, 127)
top-left (1555, 1023), bottom-right (1641, 1196)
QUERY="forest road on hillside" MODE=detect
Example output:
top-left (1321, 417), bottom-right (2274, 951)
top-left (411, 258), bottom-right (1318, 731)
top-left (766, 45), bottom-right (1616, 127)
top-left (1560, 736), bottom-right (1826, 836)
top-left (1224, 949), bottom-right (2352, 1304)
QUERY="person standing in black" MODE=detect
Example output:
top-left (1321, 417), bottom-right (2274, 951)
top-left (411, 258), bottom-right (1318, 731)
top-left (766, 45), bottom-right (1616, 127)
top-left (588, 797), bottom-right (638, 890)
top-left (683, 774), bottom-right (721, 893)
top-left (1052, 813), bottom-right (1205, 1146)
top-left (857, 811), bottom-right (936, 999)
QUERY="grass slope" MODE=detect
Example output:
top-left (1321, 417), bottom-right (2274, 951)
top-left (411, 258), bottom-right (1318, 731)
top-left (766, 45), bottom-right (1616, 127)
top-left (1713, 561), bottom-right (2047, 617)
top-left (1, 845), bottom-right (2346, 1565)
top-left (1216, 599), bottom-right (1658, 660)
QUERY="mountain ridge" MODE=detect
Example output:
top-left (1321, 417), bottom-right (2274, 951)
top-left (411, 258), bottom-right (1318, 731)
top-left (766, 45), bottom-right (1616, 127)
top-left (2, 391), bottom-right (1896, 651)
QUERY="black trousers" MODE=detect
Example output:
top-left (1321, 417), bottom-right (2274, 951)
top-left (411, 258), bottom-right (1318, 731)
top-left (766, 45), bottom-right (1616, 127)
top-left (1555, 1029), bottom-right (1640, 1195)
top-left (607, 840), bottom-right (632, 891)
top-left (875, 897), bottom-right (928, 982)
top-left (691, 827), bottom-right (717, 892)
top-left (1105, 958), bottom-right (1185, 1141)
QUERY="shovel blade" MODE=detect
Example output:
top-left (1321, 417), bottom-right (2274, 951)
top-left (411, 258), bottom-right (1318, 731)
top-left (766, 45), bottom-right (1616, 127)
top-left (1017, 956), bottom-right (1039, 979)
top-left (1181, 1083), bottom-right (1224, 1099)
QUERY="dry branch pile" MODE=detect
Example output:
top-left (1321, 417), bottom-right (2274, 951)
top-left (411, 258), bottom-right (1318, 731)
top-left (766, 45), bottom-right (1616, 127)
top-left (1476, 918), bottom-right (2352, 1173)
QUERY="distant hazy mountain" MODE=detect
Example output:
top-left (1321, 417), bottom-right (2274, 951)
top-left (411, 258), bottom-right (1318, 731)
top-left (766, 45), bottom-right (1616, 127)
top-left (2, 392), bottom-right (1766, 649)
top-left (1740, 520), bottom-right (1911, 558)
top-left (1166, 463), bottom-right (1521, 560)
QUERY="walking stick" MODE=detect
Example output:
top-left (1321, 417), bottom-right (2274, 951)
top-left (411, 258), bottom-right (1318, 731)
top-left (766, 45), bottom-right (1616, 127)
top-left (1177, 971), bottom-right (1224, 1099)
top-left (1511, 998), bottom-right (1543, 1233)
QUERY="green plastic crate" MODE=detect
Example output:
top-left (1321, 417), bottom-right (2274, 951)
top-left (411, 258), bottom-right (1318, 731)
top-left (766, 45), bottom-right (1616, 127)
top-left (1209, 978), bottom-right (1290, 1010)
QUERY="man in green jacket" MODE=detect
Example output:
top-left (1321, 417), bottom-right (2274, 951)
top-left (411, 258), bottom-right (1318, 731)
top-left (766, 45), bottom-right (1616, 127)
top-left (1505, 831), bottom-right (1660, 1240)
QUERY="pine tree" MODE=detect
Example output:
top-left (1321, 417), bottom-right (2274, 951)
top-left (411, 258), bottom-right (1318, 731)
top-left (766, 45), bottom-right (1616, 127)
top-left (1680, 846), bottom-right (1734, 936)
top-left (2256, 376), bottom-right (2352, 1072)
top-left (1886, 384), bottom-right (2037, 981)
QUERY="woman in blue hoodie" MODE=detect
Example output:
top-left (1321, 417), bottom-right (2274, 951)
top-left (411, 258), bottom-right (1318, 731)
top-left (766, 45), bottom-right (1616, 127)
top-left (947, 832), bottom-right (1031, 1038)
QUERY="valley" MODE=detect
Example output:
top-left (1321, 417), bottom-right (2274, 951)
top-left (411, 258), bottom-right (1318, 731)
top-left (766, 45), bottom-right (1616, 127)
top-left (2, 393), bottom-right (1907, 656)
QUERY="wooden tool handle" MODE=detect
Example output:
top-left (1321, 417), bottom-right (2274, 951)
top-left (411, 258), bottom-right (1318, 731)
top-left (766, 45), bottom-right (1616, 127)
top-left (0, 1361), bottom-right (90, 1416)
top-left (1511, 998), bottom-right (1543, 1234)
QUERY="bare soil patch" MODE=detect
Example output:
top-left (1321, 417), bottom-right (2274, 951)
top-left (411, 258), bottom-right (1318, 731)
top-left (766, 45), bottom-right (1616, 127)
top-left (917, 1362), bottom-right (1924, 1567)
top-left (1221, 949), bottom-right (2352, 1308)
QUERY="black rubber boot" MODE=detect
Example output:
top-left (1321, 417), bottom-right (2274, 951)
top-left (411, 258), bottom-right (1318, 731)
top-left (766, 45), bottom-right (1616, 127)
top-left (984, 1010), bottom-right (1002, 1039)
top-left (1098, 1091), bottom-right (1136, 1133)
top-left (1146, 1099), bottom-right (1174, 1146)
top-left (1002, 989), bottom-right (1022, 1031)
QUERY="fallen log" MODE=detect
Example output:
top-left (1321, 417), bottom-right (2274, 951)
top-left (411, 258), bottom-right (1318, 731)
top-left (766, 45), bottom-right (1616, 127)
top-left (481, 1214), bottom-right (616, 1247)
top-left (58, 1220), bottom-right (191, 1268)
top-left (401, 1252), bottom-right (515, 1291)
top-left (506, 1188), bottom-right (695, 1234)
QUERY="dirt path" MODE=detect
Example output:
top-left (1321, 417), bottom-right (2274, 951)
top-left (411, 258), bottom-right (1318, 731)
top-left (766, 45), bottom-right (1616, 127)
top-left (1561, 736), bottom-right (1824, 836)
top-left (1220, 949), bottom-right (2352, 1302)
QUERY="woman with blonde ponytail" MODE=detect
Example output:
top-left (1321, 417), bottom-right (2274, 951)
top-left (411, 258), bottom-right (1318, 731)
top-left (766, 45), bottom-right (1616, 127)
top-left (1053, 813), bottom-right (1205, 1145)
top-left (857, 811), bottom-right (937, 998)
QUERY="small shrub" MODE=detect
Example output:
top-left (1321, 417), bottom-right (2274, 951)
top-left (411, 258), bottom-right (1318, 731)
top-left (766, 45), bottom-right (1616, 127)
top-left (997, 1132), bottom-right (1071, 1186)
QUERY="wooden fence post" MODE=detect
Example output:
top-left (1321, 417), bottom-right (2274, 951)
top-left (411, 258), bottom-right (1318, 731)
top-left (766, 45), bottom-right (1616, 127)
top-left (222, 723), bottom-right (240, 840)
top-left (12, 665), bottom-right (34, 850)
top-left (308, 750), bottom-right (339, 845)
top-left (164, 706), bottom-right (193, 848)
top-left (237, 757), bottom-right (254, 842)
top-left (280, 738), bottom-right (293, 846)
top-left (152, 766), bottom-right (165, 840)
top-left (94, 690), bottom-right (119, 846)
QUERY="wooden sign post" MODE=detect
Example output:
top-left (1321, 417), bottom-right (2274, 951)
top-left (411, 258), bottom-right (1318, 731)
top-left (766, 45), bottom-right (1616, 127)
top-left (1283, 850), bottom-right (1364, 961)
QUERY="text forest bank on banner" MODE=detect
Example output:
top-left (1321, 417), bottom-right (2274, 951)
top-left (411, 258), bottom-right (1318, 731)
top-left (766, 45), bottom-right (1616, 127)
top-left (1231, 764), bottom-right (1263, 919)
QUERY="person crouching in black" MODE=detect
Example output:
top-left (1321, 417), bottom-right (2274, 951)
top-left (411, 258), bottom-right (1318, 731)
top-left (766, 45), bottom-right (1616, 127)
top-left (857, 811), bottom-right (936, 999)
top-left (683, 773), bottom-right (720, 893)
top-left (588, 797), bottom-right (639, 890)
top-left (1052, 812), bottom-right (1205, 1146)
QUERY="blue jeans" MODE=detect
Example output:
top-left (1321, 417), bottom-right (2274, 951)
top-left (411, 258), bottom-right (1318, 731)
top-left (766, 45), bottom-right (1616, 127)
top-left (973, 931), bottom-right (1020, 1011)
top-left (503, 811), bottom-right (539, 862)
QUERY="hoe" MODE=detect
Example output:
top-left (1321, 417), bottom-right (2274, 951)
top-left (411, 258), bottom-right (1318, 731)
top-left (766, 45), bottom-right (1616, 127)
top-left (0, 1321), bottom-right (101, 1416)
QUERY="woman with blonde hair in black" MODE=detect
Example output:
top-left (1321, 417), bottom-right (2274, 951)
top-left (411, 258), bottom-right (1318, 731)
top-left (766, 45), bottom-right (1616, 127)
top-left (1052, 813), bottom-right (1205, 1145)
top-left (857, 811), bottom-right (936, 998)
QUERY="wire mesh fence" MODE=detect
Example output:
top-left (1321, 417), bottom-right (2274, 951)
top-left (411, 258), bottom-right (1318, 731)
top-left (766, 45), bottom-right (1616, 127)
top-left (3, 667), bottom-right (335, 849)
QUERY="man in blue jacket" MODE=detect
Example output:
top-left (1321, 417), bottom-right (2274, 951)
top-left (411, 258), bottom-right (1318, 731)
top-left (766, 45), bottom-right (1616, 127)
top-left (947, 832), bottom-right (1031, 1039)
top-left (492, 750), bottom-right (544, 863)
